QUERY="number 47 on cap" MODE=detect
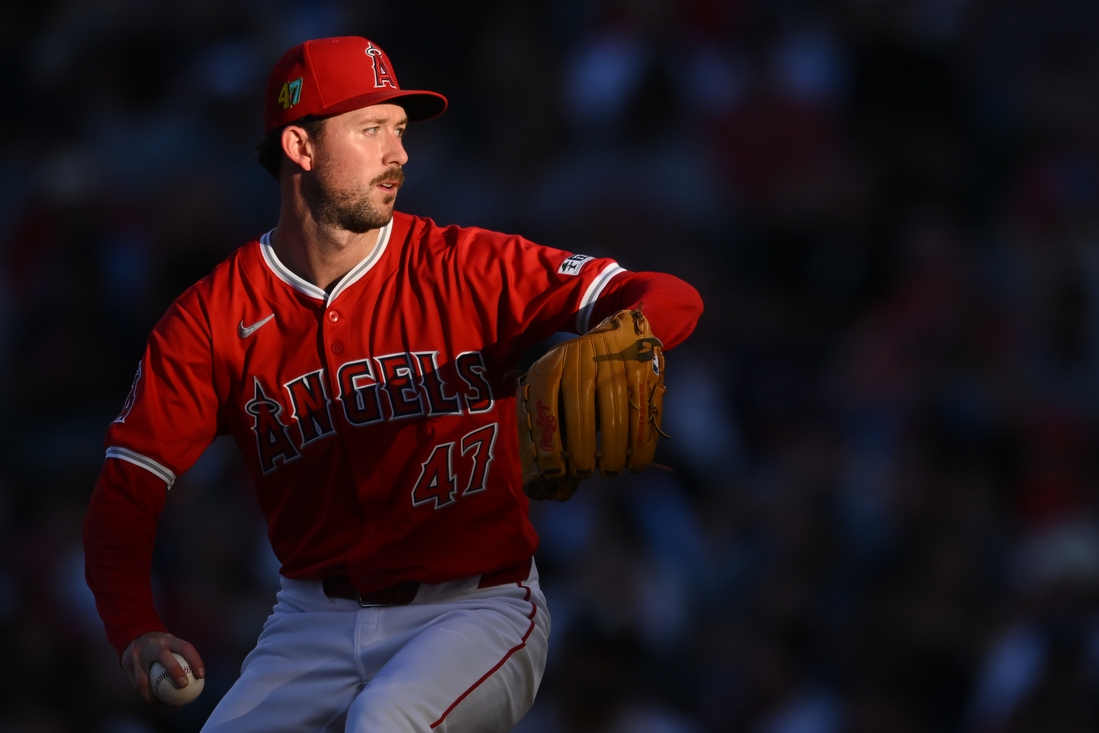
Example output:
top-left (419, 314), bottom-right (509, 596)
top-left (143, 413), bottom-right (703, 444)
top-left (278, 78), bottom-right (303, 109)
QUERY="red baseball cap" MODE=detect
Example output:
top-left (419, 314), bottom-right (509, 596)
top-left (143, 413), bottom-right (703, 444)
top-left (264, 36), bottom-right (448, 134)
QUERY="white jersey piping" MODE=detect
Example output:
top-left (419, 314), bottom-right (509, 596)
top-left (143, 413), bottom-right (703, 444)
top-left (105, 447), bottom-right (177, 489)
top-left (259, 217), bottom-right (394, 305)
top-left (576, 263), bottom-right (626, 333)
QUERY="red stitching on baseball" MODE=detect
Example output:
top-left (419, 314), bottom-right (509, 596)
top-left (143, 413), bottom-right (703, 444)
top-left (152, 669), bottom-right (172, 700)
top-left (152, 661), bottom-right (196, 706)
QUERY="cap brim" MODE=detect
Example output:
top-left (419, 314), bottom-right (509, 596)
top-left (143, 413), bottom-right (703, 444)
top-left (317, 89), bottom-right (448, 123)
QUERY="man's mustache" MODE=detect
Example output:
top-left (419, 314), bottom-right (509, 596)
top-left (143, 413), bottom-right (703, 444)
top-left (371, 168), bottom-right (405, 187)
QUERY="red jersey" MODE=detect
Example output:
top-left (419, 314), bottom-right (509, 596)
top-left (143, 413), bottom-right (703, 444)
top-left (86, 211), bottom-right (703, 653)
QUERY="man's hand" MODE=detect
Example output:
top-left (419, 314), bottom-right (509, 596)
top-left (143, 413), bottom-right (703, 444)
top-left (122, 632), bottom-right (205, 705)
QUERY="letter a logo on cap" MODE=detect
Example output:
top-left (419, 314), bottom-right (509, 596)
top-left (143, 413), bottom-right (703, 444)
top-left (365, 42), bottom-right (397, 89)
top-left (264, 37), bottom-right (447, 134)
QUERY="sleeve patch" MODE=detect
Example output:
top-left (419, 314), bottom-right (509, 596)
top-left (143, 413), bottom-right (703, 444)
top-left (113, 362), bottom-right (143, 424)
top-left (558, 254), bottom-right (594, 276)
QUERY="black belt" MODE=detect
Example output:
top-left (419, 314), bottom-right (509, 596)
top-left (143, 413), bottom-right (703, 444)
top-left (323, 559), bottom-right (532, 607)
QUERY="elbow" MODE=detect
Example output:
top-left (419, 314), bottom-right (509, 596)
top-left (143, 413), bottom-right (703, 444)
top-left (663, 283), bottom-right (704, 351)
top-left (684, 283), bottom-right (704, 325)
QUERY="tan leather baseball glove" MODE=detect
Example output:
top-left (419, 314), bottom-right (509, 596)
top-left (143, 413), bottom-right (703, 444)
top-left (516, 309), bottom-right (667, 501)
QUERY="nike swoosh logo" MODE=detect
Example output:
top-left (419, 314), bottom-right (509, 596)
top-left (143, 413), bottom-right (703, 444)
top-left (238, 314), bottom-right (275, 338)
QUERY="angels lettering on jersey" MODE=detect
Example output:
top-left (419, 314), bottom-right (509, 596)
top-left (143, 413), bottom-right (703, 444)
top-left (245, 350), bottom-right (494, 475)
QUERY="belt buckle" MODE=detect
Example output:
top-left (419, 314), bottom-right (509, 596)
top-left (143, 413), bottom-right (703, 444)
top-left (356, 590), bottom-right (390, 608)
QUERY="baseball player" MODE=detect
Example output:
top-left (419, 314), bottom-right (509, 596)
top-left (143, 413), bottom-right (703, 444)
top-left (83, 36), bottom-right (703, 732)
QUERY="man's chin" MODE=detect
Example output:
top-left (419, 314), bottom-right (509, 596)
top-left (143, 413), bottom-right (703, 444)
top-left (335, 211), bottom-right (392, 234)
top-left (378, 198), bottom-right (398, 221)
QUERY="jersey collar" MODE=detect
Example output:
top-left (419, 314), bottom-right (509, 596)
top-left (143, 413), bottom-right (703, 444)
top-left (259, 217), bottom-right (394, 304)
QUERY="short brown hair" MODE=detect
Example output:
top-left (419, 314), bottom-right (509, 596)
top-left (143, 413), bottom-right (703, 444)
top-left (256, 116), bottom-right (327, 179)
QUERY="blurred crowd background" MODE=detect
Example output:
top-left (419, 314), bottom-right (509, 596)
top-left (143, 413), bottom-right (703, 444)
top-left (3, 0), bottom-right (1099, 731)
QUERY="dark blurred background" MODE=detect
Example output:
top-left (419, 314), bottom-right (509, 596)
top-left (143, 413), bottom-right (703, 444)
top-left (3, 0), bottom-right (1099, 731)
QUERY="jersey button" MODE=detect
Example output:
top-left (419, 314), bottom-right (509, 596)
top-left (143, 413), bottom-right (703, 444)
top-left (331, 341), bottom-right (344, 355)
top-left (327, 310), bottom-right (340, 323)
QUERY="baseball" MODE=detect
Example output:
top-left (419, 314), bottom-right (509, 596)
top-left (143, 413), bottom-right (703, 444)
top-left (149, 652), bottom-right (204, 706)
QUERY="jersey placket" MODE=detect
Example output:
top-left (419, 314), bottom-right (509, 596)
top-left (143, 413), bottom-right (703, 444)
top-left (319, 277), bottom-right (385, 589)
top-left (321, 301), bottom-right (347, 450)
top-left (324, 303), bottom-right (345, 359)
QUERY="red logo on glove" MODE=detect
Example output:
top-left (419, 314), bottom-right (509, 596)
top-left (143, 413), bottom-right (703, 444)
top-left (535, 399), bottom-right (557, 452)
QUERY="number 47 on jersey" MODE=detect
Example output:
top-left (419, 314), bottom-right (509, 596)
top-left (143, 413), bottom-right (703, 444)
top-left (411, 423), bottom-right (498, 510)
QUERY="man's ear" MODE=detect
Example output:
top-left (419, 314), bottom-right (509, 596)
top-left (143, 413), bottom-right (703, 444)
top-left (281, 125), bottom-right (316, 172)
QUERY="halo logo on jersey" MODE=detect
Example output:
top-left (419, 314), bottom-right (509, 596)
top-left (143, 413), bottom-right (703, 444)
top-left (365, 43), bottom-right (397, 89)
top-left (278, 78), bottom-right (303, 109)
top-left (558, 254), bottom-right (594, 276)
top-left (245, 377), bottom-right (301, 474)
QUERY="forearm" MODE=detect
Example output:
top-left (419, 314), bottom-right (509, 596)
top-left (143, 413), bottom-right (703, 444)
top-left (83, 458), bottom-right (169, 657)
top-left (588, 271), bottom-right (704, 350)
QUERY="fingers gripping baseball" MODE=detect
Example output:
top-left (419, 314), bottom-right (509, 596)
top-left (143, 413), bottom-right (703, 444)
top-left (517, 309), bottom-right (667, 501)
top-left (122, 632), bottom-right (205, 706)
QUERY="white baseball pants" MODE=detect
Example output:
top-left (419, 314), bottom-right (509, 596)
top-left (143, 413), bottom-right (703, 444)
top-left (200, 560), bottom-right (550, 733)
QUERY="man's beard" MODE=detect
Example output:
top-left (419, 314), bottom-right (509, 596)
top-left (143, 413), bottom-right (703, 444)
top-left (303, 166), bottom-right (405, 234)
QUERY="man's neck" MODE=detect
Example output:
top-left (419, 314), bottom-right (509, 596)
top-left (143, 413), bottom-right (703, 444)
top-left (270, 204), bottom-right (383, 293)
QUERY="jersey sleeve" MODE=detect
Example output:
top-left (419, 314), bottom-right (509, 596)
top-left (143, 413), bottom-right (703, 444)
top-left (83, 458), bottom-right (170, 656)
top-left (585, 271), bottom-right (704, 350)
top-left (84, 297), bottom-right (220, 656)
top-left (105, 298), bottom-right (220, 484)
top-left (456, 229), bottom-right (627, 358)
top-left (455, 227), bottom-right (704, 357)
